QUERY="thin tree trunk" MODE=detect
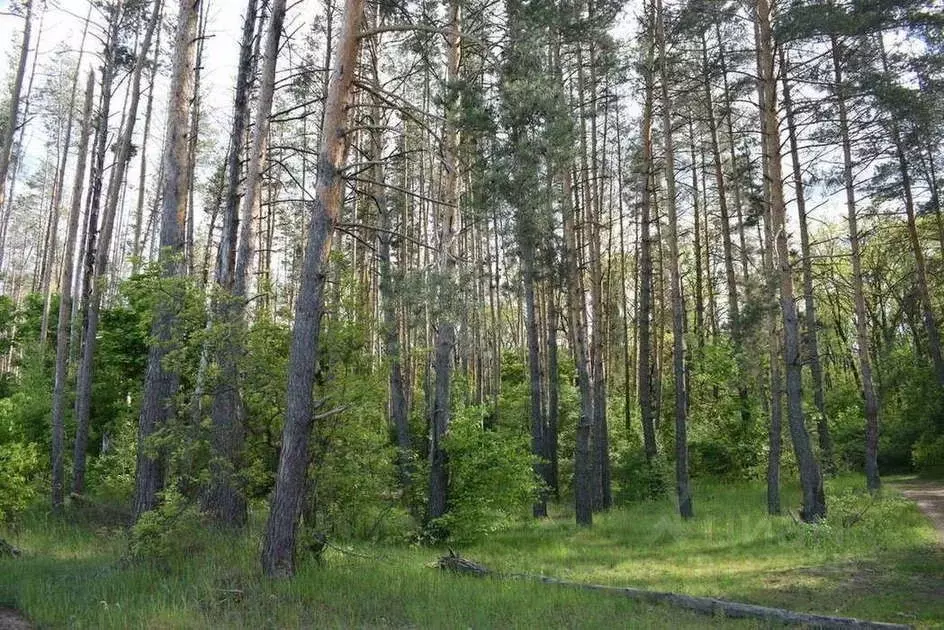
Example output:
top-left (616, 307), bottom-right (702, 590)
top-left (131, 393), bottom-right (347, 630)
top-left (0, 0), bottom-right (33, 288)
top-left (74, 0), bottom-right (162, 495)
top-left (781, 51), bottom-right (832, 470)
top-left (50, 73), bottom-right (95, 511)
top-left (831, 37), bottom-right (880, 492)
top-left (428, 0), bottom-right (461, 526)
top-left (656, 0), bottom-right (692, 519)
top-left (637, 17), bottom-right (658, 464)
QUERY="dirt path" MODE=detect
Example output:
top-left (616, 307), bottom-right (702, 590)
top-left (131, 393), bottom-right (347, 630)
top-left (0, 608), bottom-right (30, 630)
top-left (893, 481), bottom-right (944, 545)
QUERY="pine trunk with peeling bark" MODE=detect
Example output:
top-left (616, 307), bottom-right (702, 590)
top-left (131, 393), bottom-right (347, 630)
top-left (260, 0), bottom-right (364, 576)
top-left (133, 0), bottom-right (201, 521)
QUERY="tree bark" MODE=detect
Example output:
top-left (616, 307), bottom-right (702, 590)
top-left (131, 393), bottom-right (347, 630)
top-left (830, 37), bottom-right (880, 493)
top-left (656, 0), bottom-right (692, 519)
top-left (0, 0), bottom-right (33, 289)
top-left (427, 0), bottom-right (461, 526)
top-left (133, 0), bottom-right (201, 521)
top-left (755, 0), bottom-right (826, 521)
top-left (260, 0), bottom-right (364, 576)
top-left (781, 51), bottom-right (832, 471)
top-left (50, 73), bottom-right (95, 511)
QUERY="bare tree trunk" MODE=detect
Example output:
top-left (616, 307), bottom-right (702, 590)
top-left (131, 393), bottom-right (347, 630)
top-left (637, 16), bottom-right (658, 464)
top-left (0, 0), bottom-right (33, 289)
top-left (132, 8), bottom-right (163, 272)
top-left (50, 73), bottom-right (95, 511)
top-left (831, 37), bottom-right (880, 493)
top-left (366, 23), bottom-right (412, 489)
top-left (133, 0), bottom-right (201, 521)
top-left (74, 0), bottom-right (163, 495)
top-left (202, 0), bottom-right (263, 527)
top-left (781, 51), bottom-right (832, 471)
top-left (260, 0), bottom-right (364, 576)
top-left (40, 9), bottom-right (91, 349)
top-left (656, 0), bottom-right (692, 519)
top-left (756, 1), bottom-right (825, 522)
top-left (428, 0), bottom-right (461, 526)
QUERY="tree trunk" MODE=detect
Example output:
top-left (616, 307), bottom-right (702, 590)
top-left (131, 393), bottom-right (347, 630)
top-left (656, 0), bottom-right (692, 519)
top-left (427, 0), bottom-right (461, 527)
top-left (831, 37), bottom-right (880, 493)
top-left (202, 0), bottom-right (263, 527)
top-left (0, 0), bottom-right (33, 289)
top-left (260, 0), bottom-right (364, 576)
top-left (133, 0), bottom-right (201, 521)
top-left (781, 51), bottom-right (832, 471)
top-left (756, 0), bottom-right (825, 522)
top-left (50, 73), bottom-right (95, 511)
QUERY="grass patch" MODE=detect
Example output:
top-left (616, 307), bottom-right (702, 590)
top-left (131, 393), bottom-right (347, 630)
top-left (1, 474), bottom-right (941, 628)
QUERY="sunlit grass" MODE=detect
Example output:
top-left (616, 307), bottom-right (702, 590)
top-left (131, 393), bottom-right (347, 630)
top-left (1, 474), bottom-right (941, 628)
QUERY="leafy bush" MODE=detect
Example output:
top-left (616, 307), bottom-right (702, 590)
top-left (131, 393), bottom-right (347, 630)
top-left (913, 433), bottom-right (944, 475)
top-left (0, 441), bottom-right (39, 523)
top-left (434, 405), bottom-right (539, 543)
top-left (129, 487), bottom-right (205, 562)
top-left (612, 439), bottom-right (670, 502)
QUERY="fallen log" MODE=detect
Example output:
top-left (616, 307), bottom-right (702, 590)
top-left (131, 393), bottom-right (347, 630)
top-left (529, 575), bottom-right (912, 630)
top-left (433, 553), bottom-right (911, 629)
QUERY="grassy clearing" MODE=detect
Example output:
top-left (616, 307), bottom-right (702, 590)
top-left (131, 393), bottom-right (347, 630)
top-left (1, 474), bottom-right (941, 629)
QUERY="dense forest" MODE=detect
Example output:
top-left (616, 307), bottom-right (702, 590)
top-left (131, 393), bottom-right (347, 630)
top-left (0, 0), bottom-right (942, 596)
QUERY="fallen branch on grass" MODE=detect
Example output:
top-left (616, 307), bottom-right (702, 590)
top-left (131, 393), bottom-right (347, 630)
top-left (434, 552), bottom-right (911, 629)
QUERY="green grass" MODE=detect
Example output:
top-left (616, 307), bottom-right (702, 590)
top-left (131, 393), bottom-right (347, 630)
top-left (1, 474), bottom-right (941, 629)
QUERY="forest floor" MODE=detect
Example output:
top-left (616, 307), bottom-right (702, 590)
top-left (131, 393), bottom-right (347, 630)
top-left (0, 474), bottom-right (942, 629)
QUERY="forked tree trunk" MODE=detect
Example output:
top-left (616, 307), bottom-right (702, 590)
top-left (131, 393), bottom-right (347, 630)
top-left (50, 73), bottom-right (95, 511)
top-left (756, 0), bottom-right (825, 521)
top-left (133, 0), bottom-right (201, 521)
top-left (260, 0), bottom-right (364, 576)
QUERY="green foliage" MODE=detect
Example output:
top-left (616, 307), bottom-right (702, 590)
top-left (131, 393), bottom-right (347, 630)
top-left (0, 441), bottom-right (39, 522)
top-left (912, 433), bottom-right (944, 475)
top-left (129, 486), bottom-right (205, 562)
top-left (612, 444), bottom-right (671, 502)
top-left (434, 405), bottom-right (540, 543)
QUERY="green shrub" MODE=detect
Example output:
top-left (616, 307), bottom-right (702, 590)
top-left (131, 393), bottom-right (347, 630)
top-left (913, 433), bottom-right (944, 475)
top-left (129, 487), bottom-right (205, 562)
top-left (434, 405), bottom-right (539, 543)
top-left (0, 441), bottom-right (39, 523)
